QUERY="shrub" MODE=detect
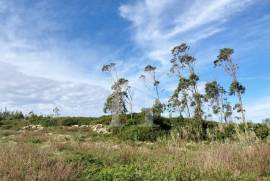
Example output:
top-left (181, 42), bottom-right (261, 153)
top-left (224, 124), bottom-right (236, 139)
top-left (60, 118), bottom-right (80, 126)
top-left (41, 119), bottom-right (58, 127)
top-left (113, 125), bottom-right (166, 141)
top-left (254, 124), bottom-right (269, 140)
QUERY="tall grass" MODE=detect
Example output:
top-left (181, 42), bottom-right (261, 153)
top-left (0, 144), bottom-right (82, 181)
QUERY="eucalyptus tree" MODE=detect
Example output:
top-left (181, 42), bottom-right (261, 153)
top-left (204, 81), bottom-right (228, 122)
top-left (126, 85), bottom-right (134, 120)
top-left (53, 107), bottom-right (60, 117)
top-left (140, 65), bottom-right (163, 117)
top-left (170, 43), bottom-right (203, 119)
top-left (101, 63), bottom-right (118, 82)
top-left (102, 63), bottom-right (129, 127)
top-left (167, 91), bottom-right (190, 118)
top-left (214, 48), bottom-right (246, 123)
top-left (223, 99), bottom-right (233, 122)
top-left (103, 78), bottom-right (129, 114)
top-left (112, 78), bottom-right (134, 120)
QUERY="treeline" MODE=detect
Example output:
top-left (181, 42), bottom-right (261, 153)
top-left (102, 43), bottom-right (246, 123)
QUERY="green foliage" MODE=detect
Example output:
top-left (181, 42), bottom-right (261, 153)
top-left (152, 99), bottom-right (164, 117)
top-left (224, 124), bottom-right (237, 139)
top-left (214, 48), bottom-right (234, 66)
top-left (229, 81), bottom-right (246, 96)
top-left (60, 118), bottom-right (80, 126)
top-left (112, 125), bottom-right (166, 141)
top-left (31, 139), bottom-right (43, 144)
top-left (0, 110), bottom-right (24, 120)
top-left (170, 43), bottom-right (203, 119)
top-left (96, 165), bottom-right (141, 181)
top-left (69, 153), bottom-right (141, 181)
top-left (254, 124), bottom-right (269, 140)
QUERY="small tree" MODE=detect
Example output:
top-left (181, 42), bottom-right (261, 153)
top-left (204, 81), bottom-right (228, 122)
top-left (214, 48), bottom-right (246, 123)
top-left (168, 78), bottom-right (191, 118)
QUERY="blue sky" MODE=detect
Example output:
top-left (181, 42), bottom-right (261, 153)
top-left (0, 0), bottom-right (270, 121)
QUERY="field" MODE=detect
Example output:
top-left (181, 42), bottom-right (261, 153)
top-left (0, 115), bottom-right (270, 181)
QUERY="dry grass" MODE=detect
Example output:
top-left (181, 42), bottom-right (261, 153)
top-left (193, 143), bottom-right (270, 177)
top-left (0, 144), bottom-right (82, 181)
top-left (0, 129), bottom-right (270, 180)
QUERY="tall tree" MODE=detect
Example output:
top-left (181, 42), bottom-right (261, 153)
top-left (214, 48), bottom-right (246, 123)
top-left (140, 65), bottom-right (163, 117)
top-left (102, 64), bottom-right (127, 118)
top-left (126, 85), bottom-right (134, 120)
top-left (170, 43), bottom-right (203, 119)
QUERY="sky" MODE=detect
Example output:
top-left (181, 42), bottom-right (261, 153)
top-left (0, 0), bottom-right (270, 121)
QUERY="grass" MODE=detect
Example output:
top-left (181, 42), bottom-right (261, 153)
top-left (0, 144), bottom-right (82, 181)
top-left (0, 129), bottom-right (269, 180)
top-left (0, 117), bottom-right (270, 180)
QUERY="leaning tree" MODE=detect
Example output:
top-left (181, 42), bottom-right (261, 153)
top-left (170, 43), bottom-right (203, 120)
top-left (214, 48), bottom-right (246, 123)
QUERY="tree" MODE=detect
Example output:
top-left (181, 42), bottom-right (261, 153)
top-left (140, 65), bottom-right (164, 117)
top-left (101, 63), bottom-right (118, 82)
top-left (126, 85), bottom-right (134, 120)
top-left (214, 48), bottom-right (246, 123)
top-left (170, 43), bottom-right (203, 119)
top-left (103, 77), bottom-right (129, 114)
top-left (168, 93), bottom-right (191, 118)
top-left (142, 65), bottom-right (160, 100)
top-left (102, 63), bottom-right (125, 122)
top-left (103, 92), bottom-right (127, 114)
top-left (53, 107), bottom-right (60, 117)
top-left (204, 81), bottom-right (228, 122)
top-left (168, 78), bottom-right (191, 118)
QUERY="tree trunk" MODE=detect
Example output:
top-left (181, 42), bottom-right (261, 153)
top-left (130, 104), bottom-right (133, 120)
top-left (237, 91), bottom-right (246, 123)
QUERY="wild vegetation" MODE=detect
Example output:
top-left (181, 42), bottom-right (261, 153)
top-left (0, 110), bottom-right (270, 180)
top-left (0, 44), bottom-right (270, 180)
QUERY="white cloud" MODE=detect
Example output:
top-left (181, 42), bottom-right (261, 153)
top-left (0, 61), bottom-right (109, 116)
top-left (119, 0), bottom-right (254, 64)
top-left (246, 96), bottom-right (270, 122)
top-left (0, 0), bottom-right (113, 115)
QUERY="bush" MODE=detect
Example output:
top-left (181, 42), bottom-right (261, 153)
top-left (224, 124), bottom-right (236, 139)
top-left (41, 119), bottom-right (58, 127)
top-left (254, 124), bottom-right (269, 140)
top-left (113, 125), bottom-right (166, 141)
top-left (60, 118), bottom-right (80, 126)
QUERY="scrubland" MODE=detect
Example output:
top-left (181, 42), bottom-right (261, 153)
top-left (0, 114), bottom-right (270, 180)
